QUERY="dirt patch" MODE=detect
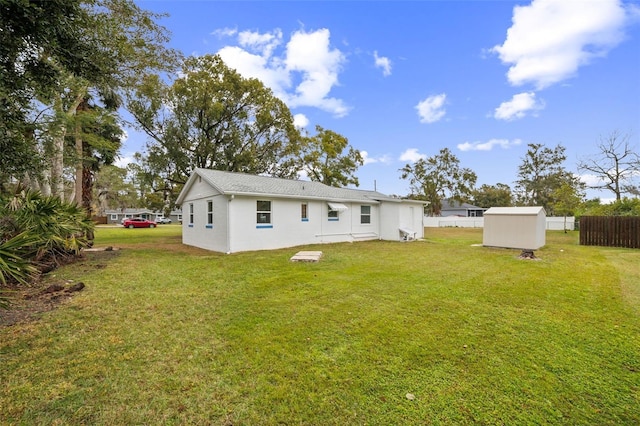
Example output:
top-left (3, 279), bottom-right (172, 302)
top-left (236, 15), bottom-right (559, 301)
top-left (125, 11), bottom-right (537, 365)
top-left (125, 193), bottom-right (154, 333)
top-left (0, 249), bottom-right (121, 327)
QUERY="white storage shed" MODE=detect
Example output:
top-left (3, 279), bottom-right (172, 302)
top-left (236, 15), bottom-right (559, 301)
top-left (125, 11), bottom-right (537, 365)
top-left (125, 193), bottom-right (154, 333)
top-left (483, 207), bottom-right (546, 250)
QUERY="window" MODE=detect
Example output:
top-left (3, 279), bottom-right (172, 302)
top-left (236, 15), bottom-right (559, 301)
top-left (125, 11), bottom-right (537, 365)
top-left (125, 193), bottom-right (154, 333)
top-left (189, 203), bottom-right (194, 226)
top-left (110, 214), bottom-right (118, 221)
top-left (328, 210), bottom-right (338, 221)
top-left (361, 205), bottom-right (371, 224)
top-left (257, 200), bottom-right (272, 225)
top-left (206, 200), bottom-right (213, 227)
top-left (301, 203), bottom-right (308, 221)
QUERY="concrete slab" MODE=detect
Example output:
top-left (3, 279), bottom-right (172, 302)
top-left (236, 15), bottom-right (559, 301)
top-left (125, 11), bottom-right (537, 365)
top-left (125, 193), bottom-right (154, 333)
top-left (290, 251), bottom-right (323, 262)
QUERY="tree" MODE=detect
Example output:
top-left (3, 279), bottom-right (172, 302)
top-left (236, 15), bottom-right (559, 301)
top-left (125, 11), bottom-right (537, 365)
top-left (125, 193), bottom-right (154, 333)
top-left (400, 148), bottom-right (477, 216)
top-left (550, 182), bottom-right (584, 232)
top-left (67, 100), bottom-right (123, 211)
top-left (298, 125), bottom-right (363, 187)
top-left (129, 54), bottom-right (303, 203)
top-left (514, 143), bottom-right (583, 213)
top-left (472, 183), bottom-right (513, 208)
top-left (1, 0), bottom-right (180, 203)
top-left (0, 0), bottom-right (104, 187)
top-left (577, 131), bottom-right (640, 201)
top-left (93, 165), bottom-right (138, 214)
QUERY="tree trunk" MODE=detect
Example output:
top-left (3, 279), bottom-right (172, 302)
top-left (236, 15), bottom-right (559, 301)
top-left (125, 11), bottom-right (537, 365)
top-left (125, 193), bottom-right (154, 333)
top-left (49, 92), bottom-right (85, 200)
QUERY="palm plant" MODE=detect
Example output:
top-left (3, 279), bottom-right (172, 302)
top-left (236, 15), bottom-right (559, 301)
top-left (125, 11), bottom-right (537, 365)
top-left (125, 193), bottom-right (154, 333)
top-left (9, 191), bottom-right (94, 261)
top-left (0, 190), bottom-right (95, 307)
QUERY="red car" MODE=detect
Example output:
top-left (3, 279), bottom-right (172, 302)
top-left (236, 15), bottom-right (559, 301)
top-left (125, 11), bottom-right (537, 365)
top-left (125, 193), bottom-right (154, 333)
top-left (122, 217), bottom-right (157, 228)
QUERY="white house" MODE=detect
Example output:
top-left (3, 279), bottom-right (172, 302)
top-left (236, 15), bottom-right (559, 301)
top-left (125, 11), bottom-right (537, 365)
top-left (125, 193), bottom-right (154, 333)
top-left (483, 206), bottom-right (546, 250)
top-left (176, 169), bottom-right (426, 253)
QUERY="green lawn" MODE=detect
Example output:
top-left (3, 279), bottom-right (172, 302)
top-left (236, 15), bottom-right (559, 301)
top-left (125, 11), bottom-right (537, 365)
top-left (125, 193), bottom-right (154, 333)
top-left (1, 226), bottom-right (638, 425)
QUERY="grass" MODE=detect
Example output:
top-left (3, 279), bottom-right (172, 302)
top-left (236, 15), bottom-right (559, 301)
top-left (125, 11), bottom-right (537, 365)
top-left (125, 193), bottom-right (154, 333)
top-left (1, 226), bottom-right (638, 425)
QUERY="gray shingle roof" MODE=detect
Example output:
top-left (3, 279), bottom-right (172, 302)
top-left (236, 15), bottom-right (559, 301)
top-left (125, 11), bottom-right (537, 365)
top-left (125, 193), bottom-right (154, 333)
top-left (181, 168), bottom-right (411, 204)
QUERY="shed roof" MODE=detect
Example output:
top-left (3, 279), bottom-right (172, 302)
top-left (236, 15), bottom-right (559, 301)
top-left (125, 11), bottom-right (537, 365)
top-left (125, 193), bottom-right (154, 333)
top-left (484, 206), bottom-right (545, 216)
top-left (176, 168), bottom-right (424, 205)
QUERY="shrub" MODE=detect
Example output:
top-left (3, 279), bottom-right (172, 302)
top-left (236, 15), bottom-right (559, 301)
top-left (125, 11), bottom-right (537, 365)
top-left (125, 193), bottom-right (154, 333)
top-left (0, 190), bottom-right (95, 305)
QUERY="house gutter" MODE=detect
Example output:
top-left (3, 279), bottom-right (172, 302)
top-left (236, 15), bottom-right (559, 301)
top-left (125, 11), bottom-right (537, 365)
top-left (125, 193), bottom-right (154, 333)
top-left (221, 190), bottom-right (381, 205)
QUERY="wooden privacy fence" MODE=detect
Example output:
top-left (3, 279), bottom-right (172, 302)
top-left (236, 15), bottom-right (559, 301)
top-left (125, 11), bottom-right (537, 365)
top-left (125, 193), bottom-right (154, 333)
top-left (579, 216), bottom-right (640, 249)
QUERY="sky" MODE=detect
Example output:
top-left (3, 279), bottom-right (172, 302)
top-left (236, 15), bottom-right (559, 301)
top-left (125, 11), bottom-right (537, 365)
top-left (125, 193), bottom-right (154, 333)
top-left (125, 0), bottom-right (640, 201)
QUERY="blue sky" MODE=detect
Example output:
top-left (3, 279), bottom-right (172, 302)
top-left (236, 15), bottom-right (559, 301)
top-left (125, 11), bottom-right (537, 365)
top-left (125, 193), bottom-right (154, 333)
top-left (127, 0), bottom-right (640, 201)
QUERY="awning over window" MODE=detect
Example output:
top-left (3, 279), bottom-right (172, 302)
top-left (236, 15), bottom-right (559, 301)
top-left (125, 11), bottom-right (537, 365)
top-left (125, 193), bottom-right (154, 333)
top-left (328, 202), bottom-right (348, 212)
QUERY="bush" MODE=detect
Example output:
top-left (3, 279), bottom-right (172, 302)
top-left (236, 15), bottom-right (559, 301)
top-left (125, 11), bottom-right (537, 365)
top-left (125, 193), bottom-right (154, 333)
top-left (577, 197), bottom-right (640, 217)
top-left (0, 190), bottom-right (95, 297)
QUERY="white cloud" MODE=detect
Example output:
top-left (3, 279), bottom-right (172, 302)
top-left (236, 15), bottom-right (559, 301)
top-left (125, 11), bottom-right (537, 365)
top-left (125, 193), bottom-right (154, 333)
top-left (237, 29), bottom-right (283, 58)
top-left (399, 148), bottom-right (426, 163)
top-left (494, 92), bottom-right (545, 121)
top-left (579, 173), bottom-right (604, 187)
top-left (114, 153), bottom-right (135, 168)
top-left (217, 45), bottom-right (289, 91)
top-left (457, 138), bottom-right (523, 152)
top-left (293, 113), bottom-right (309, 129)
top-left (373, 51), bottom-right (392, 76)
top-left (211, 27), bottom-right (237, 38)
top-left (361, 151), bottom-right (392, 165)
top-left (416, 93), bottom-right (447, 123)
top-left (285, 29), bottom-right (349, 116)
top-left (492, 0), bottom-right (630, 89)
top-left (215, 27), bottom-right (349, 117)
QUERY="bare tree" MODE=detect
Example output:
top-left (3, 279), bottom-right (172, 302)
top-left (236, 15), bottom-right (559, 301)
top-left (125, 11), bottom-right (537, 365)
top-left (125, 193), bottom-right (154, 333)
top-left (577, 131), bottom-right (640, 201)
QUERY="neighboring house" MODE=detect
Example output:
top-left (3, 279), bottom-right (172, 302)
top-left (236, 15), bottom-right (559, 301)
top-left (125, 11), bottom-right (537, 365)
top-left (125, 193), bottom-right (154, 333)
top-left (176, 168), bottom-right (426, 253)
top-left (440, 200), bottom-right (486, 217)
top-left (104, 208), bottom-right (183, 224)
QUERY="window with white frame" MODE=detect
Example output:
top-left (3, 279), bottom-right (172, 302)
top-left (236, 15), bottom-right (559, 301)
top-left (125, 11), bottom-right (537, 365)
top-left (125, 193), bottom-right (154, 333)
top-left (257, 200), bottom-right (272, 224)
top-left (301, 203), bottom-right (308, 221)
top-left (110, 214), bottom-right (118, 221)
top-left (361, 205), bottom-right (371, 224)
top-left (189, 203), bottom-right (194, 224)
top-left (207, 200), bottom-right (213, 226)
top-left (328, 210), bottom-right (338, 220)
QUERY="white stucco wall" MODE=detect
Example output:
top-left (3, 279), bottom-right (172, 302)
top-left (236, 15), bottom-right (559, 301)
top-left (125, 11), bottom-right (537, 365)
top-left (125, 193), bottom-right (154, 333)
top-left (227, 198), bottom-right (383, 252)
top-left (181, 185), bottom-right (230, 253)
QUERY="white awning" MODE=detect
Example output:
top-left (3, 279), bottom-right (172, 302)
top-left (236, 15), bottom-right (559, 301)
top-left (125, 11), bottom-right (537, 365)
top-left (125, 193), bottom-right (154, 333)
top-left (328, 202), bottom-right (348, 212)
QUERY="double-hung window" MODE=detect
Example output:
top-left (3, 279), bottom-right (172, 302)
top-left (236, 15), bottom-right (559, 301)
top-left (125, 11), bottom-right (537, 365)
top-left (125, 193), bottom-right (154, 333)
top-left (361, 205), bottom-right (371, 224)
top-left (188, 203), bottom-right (194, 226)
top-left (257, 200), bottom-right (272, 227)
top-left (206, 200), bottom-right (213, 228)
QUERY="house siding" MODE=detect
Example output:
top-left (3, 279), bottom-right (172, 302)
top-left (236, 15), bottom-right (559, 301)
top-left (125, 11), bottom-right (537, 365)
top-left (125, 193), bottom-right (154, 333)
top-left (181, 190), bottom-right (229, 253)
top-left (227, 198), bottom-right (380, 253)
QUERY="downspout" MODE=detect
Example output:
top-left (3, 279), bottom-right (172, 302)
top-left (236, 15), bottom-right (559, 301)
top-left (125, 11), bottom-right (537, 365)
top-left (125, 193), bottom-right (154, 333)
top-left (319, 201), bottom-right (324, 243)
top-left (226, 194), bottom-right (234, 254)
top-left (377, 203), bottom-right (382, 240)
